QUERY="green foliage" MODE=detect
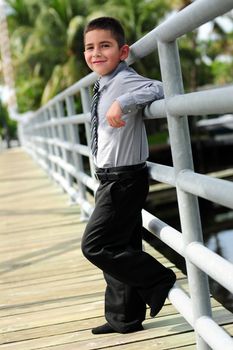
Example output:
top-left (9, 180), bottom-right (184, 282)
top-left (202, 30), bottom-right (233, 86)
top-left (147, 130), bottom-right (169, 146)
top-left (211, 60), bottom-right (233, 85)
top-left (0, 100), bottom-right (17, 138)
top-left (4, 0), bottom-right (233, 117)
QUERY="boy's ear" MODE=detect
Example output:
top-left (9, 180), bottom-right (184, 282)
top-left (120, 44), bottom-right (130, 61)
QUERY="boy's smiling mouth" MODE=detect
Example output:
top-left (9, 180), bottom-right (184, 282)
top-left (93, 60), bottom-right (107, 64)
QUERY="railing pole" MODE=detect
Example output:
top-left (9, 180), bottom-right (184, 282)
top-left (158, 40), bottom-right (212, 350)
top-left (80, 87), bottom-right (96, 178)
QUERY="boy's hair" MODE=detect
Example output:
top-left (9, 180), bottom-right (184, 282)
top-left (84, 17), bottom-right (126, 48)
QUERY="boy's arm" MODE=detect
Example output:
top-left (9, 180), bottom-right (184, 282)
top-left (106, 75), bottom-right (164, 128)
top-left (116, 80), bottom-right (164, 115)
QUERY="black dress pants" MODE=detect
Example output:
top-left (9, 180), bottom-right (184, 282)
top-left (81, 166), bottom-right (175, 333)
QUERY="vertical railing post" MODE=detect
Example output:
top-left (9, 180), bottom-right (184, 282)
top-left (32, 118), bottom-right (38, 161)
top-left (42, 111), bottom-right (50, 176)
top-left (31, 116), bottom-right (36, 159)
top-left (45, 109), bottom-right (56, 179)
top-left (65, 95), bottom-right (88, 219)
top-left (48, 106), bottom-right (62, 180)
top-left (37, 112), bottom-right (45, 168)
top-left (55, 101), bottom-right (73, 191)
top-left (158, 40), bottom-right (212, 350)
top-left (35, 115), bottom-right (40, 163)
top-left (41, 111), bottom-right (50, 172)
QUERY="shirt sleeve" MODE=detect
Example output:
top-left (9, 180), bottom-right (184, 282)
top-left (116, 71), bottom-right (164, 114)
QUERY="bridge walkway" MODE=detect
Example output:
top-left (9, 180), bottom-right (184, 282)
top-left (0, 148), bottom-right (232, 350)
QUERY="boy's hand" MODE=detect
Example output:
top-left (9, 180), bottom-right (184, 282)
top-left (106, 101), bottom-right (126, 128)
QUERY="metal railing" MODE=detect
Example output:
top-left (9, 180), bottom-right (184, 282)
top-left (17, 1), bottom-right (233, 349)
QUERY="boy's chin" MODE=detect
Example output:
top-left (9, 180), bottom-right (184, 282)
top-left (93, 64), bottom-right (120, 76)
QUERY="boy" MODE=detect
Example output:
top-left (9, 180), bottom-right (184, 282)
top-left (81, 17), bottom-right (176, 335)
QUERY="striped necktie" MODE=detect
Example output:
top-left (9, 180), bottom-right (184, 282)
top-left (90, 79), bottom-right (100, 157)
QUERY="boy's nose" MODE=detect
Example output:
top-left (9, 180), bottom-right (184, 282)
top-left (93, 50), bottom-right (101, 57)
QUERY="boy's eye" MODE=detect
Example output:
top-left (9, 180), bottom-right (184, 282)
top-left (101, 43), bottom-right (111, 48)
top-left (85, 43), bottom-right (111, 52)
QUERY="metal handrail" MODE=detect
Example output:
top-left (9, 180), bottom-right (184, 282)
top-left (18, 1), bottom-right (233, 349)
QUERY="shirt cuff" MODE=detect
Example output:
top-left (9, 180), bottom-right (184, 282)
top-left (116, 93), bottom-right (138, 114)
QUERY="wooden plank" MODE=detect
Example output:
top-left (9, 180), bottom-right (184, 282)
top-left (1, 305), bottom-right (232, 346)
top-left (0, 321), bottom-right (196, 349)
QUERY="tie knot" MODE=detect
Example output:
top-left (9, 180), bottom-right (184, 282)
top-left (93, 79), bottom-right (100, 93)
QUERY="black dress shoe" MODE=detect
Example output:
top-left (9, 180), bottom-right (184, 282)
top-left (92, 322), bottom-right (144, 334)
top-left (150, 270), bottom-right (176, 318)
top-left (92, 323), bottom-right (116, 334)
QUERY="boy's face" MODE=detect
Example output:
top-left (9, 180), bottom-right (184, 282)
top-left (84, 29), bottom-right (129, 76)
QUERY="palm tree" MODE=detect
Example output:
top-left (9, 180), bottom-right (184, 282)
top-left (6, 0), bottom-right (93, 110)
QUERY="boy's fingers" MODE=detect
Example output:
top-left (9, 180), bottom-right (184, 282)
top-left (106, 101), bottom-right (125, 127)
top-left (108, 116), bottom-right (126, 128)
top-left (106, 114), bottom-right (124, 127)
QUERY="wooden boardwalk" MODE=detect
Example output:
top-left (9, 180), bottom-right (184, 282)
top-left (0, 148), bottom-right (232, 350)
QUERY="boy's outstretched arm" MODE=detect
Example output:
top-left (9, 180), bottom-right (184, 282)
top-left (106, 72), bottom-right (164, 129)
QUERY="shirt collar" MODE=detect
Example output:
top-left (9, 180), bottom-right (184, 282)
top-left (99, 61), bottom-right (128, 91)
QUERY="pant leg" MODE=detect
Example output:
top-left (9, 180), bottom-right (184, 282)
top-left (104, 214), bottom-right (146, 333)
top-left (104, 273), bottom-right (146, 333)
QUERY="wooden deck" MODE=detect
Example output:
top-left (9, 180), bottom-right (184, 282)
top-left (0, 148), bottom-right (232, 350)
